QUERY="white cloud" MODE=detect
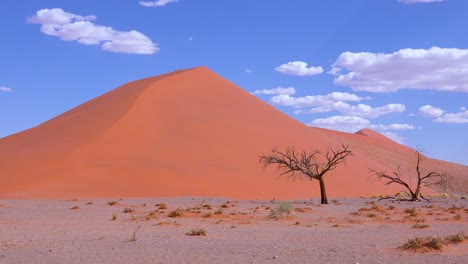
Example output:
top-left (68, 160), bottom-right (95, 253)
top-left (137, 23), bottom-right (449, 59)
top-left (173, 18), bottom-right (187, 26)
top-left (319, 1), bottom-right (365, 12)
top-left (252, 87), bottom-right (295, 96)
top-left (419, 105), bottom-right (468, 123)
top-left (434, 110), bottom-right (468, 123)
top-left (271, 92), bottom-right (366, 108)
top-left (299, 102), bottom-right (405, 118)
top-left (308, 116), bottom-right (411, 143)
top-left (332, 47), bottom-right (468, 93)
top-left (0, 86), bottom-right (13, 92)
top-left (369, 123), bottom-right (416, 131)
top-left (308, 116), bottom-right (370, 132)
top-left (275, 61), bottom-right (324, 76)
top-left (139, 0), bottom-right (178, 7)
top-left (419, 105), bottom-right (445, 117)
top-left (245, 69), bottom-right (253, 74)
top-left (27, 8), bottom-right (158, 54)
top-left (399, 0), bottom-right (446, 3)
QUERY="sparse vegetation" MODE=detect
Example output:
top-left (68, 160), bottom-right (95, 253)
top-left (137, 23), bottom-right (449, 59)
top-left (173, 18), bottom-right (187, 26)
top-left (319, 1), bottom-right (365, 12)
top-left (412, 223), bottom-right (429, 229)
top-left (156, 203), bottom-right (167, 210)
top-left (444, 232), bottom-right (466, 244)
top-left (269, 202), bottom-right (295, 220)
top-left (214, 209), bottom-right (223, 215)
top-left (70, 206), bottom-right (80, 210)
top-left (128, 226), bottom-right (141, 242)
top-left (404, 207), bottom-right (418, 217)
top-left (107, 201), bottom-right (117, 206)
top-left (400, 232), bottom-right (466, 252)
top-left (123, 208), bottom-right (135, 213)
top-left (168, 210), bottom-right (183, 218)
top-left (400, 236), bottom-right (443, 251)
top-left (186, 228), bottom-right (207, 236)
top-left (201, 204), bottom-right (212, 210)
top-left (112, 214), bottom-right (118, 221)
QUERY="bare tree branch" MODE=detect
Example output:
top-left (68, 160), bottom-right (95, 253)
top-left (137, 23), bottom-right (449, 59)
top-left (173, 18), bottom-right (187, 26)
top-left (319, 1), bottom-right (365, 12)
top-left (369, 150), bottom-right (446, 202)
top-left (259, 144), bottom-right (352, 204)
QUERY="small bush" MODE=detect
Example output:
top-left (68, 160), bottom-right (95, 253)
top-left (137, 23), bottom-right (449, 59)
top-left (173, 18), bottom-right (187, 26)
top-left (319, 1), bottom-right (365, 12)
top-left (404, 207), bottom-right (417, 217)
top-left (112, 214), bottom-right (118, 221)
top-left (186, 228), bottom-right (207, 236)
top-left (201, 204), bottom-right (212, 210)
top-left (214, 209), bottom-right (223, 215)
top-left (445, 232), bottom-right (466, 244)
top-left (168, 210), bottom-right (183, 218)
top-left (400, 236), bottom-right (443, 251)
top-left (123, 208), bottom-right (135, 213)
top-left (107, 201), bottom-right (117, 206)
top-left (269, 202), bottom-right (295, 220)
top-left (156, 203), bottom-right (167, 210)
top-left (412, 223), bottom-right (429, 229)
top-left (70, 206), bottom-right (80, 210)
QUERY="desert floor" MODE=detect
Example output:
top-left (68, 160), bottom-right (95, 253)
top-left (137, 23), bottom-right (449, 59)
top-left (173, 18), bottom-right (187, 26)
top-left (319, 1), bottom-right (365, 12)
top-left (0, 197), bottom-right (467, 264)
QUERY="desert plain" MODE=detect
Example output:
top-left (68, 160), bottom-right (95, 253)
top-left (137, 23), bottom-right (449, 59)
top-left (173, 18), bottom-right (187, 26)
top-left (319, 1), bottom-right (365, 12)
top-left (1, 196), bottom-right (467, 264)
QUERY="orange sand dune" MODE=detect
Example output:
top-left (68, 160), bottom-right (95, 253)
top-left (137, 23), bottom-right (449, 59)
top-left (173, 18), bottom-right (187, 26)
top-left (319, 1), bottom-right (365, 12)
top-left (0, 67), bottom-right (466, 199)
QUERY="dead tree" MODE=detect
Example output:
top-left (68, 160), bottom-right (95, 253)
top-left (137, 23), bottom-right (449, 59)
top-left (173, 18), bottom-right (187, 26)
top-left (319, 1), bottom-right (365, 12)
top-left (369, 150), bottom-right (445, 201)
top-left (259, 144), bottom-right (352, 204)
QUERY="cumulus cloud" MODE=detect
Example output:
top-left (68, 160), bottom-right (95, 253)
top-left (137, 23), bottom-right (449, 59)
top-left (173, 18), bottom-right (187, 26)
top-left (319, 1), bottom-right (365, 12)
top-left (27, 8), bottom-right (158, 54)
top-left (308, 116), bottom-right (370, 132)
top-left (419, 104), bottom-right (468, 123)
top-left (298, 102), bottom-right (405, 118)
top-left (434, 110), bottom-right (468, 123)
top-left (139, 0), bottom-right (178, 7)
top-left (275, 61), bottom-right (324, 76)
top-left (308, 116), bottom-right (411, 143)
top-left (252, 87), bottom-right (296, 96)
top-left (0, 86), bottom-right (13, 92)
top-left (419, 105), bottom-right (445, 117)
top-left (332, 47), bottom-right (468, 93)
top-left (399, 0), bottom-right (446, 3)
top-left (271, 92), bottom-right (367, 108)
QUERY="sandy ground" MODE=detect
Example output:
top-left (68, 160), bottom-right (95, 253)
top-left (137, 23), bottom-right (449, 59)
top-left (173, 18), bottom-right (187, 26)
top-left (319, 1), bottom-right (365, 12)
top-left (0, 197), bottom-right (467, 264)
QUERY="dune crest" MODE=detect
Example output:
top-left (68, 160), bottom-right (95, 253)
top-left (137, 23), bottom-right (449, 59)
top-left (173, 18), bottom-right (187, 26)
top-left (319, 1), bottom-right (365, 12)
top-left (0, 67), bottom-right (466, 199)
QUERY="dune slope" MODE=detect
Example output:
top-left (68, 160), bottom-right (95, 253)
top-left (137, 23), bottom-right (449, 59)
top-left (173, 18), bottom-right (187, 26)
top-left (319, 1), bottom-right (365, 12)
top-left (0, 67), bottom-right (466, 199)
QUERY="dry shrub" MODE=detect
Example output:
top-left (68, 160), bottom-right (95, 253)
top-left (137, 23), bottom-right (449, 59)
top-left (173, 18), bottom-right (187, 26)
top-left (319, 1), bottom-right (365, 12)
top-left (269, 202), bottom-right (295, 220)
top-left (186, 228), bottom-right (207, 236)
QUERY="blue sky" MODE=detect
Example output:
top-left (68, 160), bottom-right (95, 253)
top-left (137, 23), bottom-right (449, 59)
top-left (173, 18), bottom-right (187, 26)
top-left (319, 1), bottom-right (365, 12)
top-left (1, 0), bottom-right (467, 165)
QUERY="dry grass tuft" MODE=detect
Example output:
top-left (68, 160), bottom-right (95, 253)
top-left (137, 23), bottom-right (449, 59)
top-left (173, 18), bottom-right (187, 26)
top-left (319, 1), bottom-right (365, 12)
top-left (269, 202), bottom-right (295, 220)
top-left (168, 210), bottom-right (183, 218)
top-left (186, 228), bottom-right (207, 236)
top-left (123, 208), bottom-right (135, 213)
top-left (400, 232), bottom-right (466, 252)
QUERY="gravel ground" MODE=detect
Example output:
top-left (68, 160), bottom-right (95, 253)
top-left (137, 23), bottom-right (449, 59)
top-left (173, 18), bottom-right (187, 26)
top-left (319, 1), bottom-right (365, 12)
top-left (0, 197), bottom-right (467, 264)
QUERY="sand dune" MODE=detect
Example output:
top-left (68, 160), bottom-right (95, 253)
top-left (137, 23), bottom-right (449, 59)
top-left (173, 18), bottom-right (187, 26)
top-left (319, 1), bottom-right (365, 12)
top-left (0, 67), bottom-right (466, 199)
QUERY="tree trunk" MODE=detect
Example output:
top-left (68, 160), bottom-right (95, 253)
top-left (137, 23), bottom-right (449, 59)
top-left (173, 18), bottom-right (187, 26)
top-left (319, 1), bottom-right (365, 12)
top-left (318, 177), bottom-right (328, 204)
